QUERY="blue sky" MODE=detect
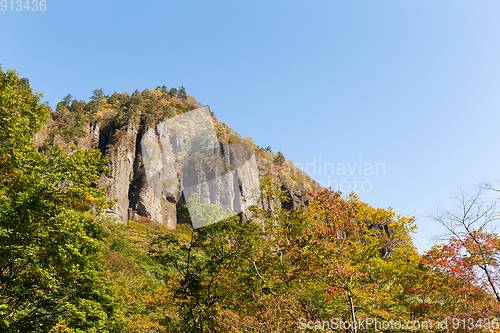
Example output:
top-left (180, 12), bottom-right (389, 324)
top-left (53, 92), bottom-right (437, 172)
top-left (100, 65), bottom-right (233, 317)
top-left (2, 0), bottom-right (500, 252)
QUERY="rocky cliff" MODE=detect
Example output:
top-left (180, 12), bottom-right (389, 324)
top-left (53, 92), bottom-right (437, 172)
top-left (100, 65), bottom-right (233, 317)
top-left (35, 88), bottom-right (319, 229)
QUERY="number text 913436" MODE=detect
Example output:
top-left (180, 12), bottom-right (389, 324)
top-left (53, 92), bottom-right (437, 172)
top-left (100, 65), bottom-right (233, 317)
top-left (1, 0), bottom-right (46, 11)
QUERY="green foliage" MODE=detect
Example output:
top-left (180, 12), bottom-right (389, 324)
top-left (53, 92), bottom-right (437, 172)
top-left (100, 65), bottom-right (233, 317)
top-left (274, 151), bottom-right (286, 166)
top-left (48, 86), bottom-right (200, 142)
top-left (3, 68), bottom-right (499, 332)
top-left (0, 69), bottom-right (121, 332)
top-left (90, 88), bottom-right (105, 102)
top-left (168, 87), bottom-right (177, 97)
top-left (177, 86), bottom-right (187, 100)
top-left (185, 192), bottom-right (234, 227)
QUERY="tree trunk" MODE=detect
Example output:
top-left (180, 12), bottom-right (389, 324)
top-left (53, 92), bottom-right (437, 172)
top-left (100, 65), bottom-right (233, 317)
top-left (347, 293), bottom-right (357, 333)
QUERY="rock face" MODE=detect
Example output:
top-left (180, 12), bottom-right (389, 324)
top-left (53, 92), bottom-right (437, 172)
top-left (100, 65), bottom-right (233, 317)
top-left (39, 116), bottom-right (311, 229)
top-left (93, 119), bottom-right (183, 229)
top-left (101, 120), bottom-right (139, 224)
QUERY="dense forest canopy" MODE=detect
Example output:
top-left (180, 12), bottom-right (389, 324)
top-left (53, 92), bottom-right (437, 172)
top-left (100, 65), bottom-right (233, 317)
top-left (1, 68), bottom-right (499, 332)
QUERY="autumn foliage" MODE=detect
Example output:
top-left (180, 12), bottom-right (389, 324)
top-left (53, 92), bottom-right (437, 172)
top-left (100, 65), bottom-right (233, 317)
top-left (1, 68), bottom-right (500, 332)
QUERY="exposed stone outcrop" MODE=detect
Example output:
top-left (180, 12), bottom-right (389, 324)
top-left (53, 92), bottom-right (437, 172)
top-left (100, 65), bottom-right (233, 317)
top-left (280, 185), bottom-right (310, 211)
top-left (40, 116), bottom-right (312, 229)
top-left (127, 123), bottom-right (181, 229)
top-left (99, 119), bottom-right (138, 224)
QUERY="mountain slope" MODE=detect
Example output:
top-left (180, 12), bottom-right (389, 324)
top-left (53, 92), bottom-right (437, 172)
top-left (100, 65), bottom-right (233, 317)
top-left (35, 87), bottom-right (320, 228)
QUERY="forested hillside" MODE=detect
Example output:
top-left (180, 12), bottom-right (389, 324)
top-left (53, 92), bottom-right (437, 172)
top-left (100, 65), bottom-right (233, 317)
top-left (1, 68), bottom-right (499, 332)
top-left (34, 80), bottom-right (319, 228)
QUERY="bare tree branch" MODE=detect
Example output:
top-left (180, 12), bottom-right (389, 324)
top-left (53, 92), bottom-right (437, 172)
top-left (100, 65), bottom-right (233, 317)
top-left (431, 185), bottom-right (500, 303)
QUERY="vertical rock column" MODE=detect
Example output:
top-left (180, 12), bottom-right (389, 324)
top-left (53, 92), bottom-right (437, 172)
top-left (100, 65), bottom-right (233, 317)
top-left (102, 120), bottom-right (138, 223)
top-left (129, 123), bottom-right (181, 229)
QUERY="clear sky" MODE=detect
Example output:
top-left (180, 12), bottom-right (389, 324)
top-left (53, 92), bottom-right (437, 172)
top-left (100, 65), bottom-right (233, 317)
top-left (2, 0), bottom-right (500, 252)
